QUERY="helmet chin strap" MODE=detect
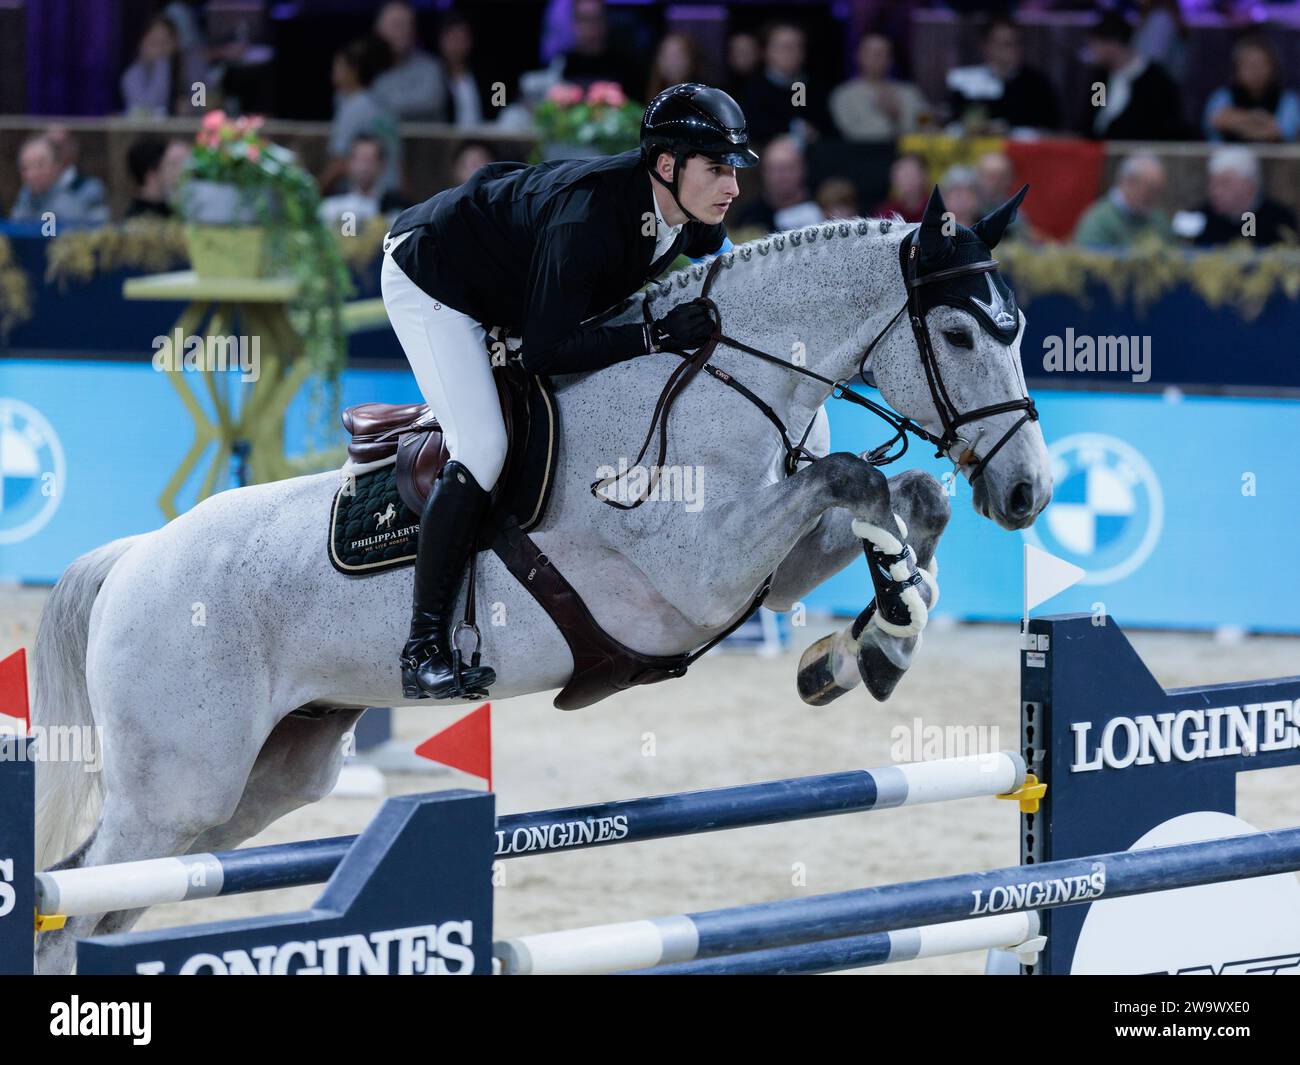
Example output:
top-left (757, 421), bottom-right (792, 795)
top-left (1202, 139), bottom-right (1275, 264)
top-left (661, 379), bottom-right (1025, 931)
top-left (650, 150), bottom-right (703, 224)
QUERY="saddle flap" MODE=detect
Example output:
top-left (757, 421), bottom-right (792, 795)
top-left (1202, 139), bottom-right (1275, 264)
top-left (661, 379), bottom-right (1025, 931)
top-left (342, 402), bottom-right (434, 465)
top-left (395, 431), bottom-right (450, 516)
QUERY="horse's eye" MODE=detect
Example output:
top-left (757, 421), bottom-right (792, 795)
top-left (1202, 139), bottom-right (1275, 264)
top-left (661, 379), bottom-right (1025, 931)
top-left (942, 328), bottom-right (974, 350)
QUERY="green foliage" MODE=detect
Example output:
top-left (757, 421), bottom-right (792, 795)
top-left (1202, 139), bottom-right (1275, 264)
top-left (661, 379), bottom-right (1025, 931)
top-left (180, 111), bottom-right (353, 446)
top-left (998, 240), bottom-right (1300, 321)
top-left (533, 82), bottom-right (643, 155)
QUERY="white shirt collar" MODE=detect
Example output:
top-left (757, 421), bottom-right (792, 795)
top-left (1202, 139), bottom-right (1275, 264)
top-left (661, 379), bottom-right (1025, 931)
top-left (651, 182), bottom-right (683, 261)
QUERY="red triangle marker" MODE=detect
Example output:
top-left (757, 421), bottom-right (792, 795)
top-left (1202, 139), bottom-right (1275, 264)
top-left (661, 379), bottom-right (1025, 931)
top-left (0, 648), bottom-right (30, 732)
top-left (415, 703), bottom-right (492, 791)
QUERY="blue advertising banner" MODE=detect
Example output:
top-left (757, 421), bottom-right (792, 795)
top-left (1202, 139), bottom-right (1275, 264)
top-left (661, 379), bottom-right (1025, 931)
top-left (814, 388), bottom-right (1300, 633)
top-left (2, 358), bottom-right (1297, 631)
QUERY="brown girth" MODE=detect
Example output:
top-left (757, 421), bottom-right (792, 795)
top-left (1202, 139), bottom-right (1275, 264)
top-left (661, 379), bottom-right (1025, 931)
top-left (492, 519), bottom-right (771, 711)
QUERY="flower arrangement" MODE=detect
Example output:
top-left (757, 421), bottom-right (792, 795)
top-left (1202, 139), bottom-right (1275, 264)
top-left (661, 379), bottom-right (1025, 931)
top-left (178, 110), bottom-right (354, 447)
top-left (533, 81), bottom-right (642, 155)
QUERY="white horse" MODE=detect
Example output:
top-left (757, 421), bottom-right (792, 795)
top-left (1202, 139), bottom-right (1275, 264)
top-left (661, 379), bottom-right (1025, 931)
top-left (31, 189), bottom-right (1050, 972)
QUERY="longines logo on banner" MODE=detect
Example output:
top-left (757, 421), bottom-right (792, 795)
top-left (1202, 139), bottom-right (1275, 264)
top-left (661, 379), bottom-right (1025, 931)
top-left (0, 398), bottom-right (66, 545)
top-left (131, 920), bottom-right (477, 975)
top-left (496, 814), bottom-right (630, 855)
top-left (0, 857), bottom-right (15, 918)
top-left (1166, 952), bottom-right (1300, 975)
top-left (1072, 697), bottom-right (1300, 771)
top-left (969, 863), bottom-right (1107, 916)
top-left (1022, 433), bottom-right (1163, 585)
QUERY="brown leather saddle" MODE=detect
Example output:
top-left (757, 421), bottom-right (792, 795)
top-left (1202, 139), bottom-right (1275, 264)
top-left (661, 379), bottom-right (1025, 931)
top-left (341, 368), bottom-right (553, 531)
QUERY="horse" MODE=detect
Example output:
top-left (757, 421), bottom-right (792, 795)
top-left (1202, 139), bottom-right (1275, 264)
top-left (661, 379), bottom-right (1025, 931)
top-left (30, 187), bottom-right (1050, 971)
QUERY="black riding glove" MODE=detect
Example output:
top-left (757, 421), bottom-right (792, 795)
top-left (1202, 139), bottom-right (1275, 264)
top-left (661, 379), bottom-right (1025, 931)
top-left (650, 300), bottom-right (714, 352)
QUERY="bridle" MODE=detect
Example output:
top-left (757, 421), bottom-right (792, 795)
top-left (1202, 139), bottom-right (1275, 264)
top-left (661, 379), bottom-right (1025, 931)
top-left (592, 227), bottom-right (1039, 510)
top-left (856, 232), bottom-right (1039, 478)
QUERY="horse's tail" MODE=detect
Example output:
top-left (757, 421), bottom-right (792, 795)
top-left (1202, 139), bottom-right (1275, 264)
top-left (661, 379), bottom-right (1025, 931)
top-left (32, 534), bottom-right (144, 868)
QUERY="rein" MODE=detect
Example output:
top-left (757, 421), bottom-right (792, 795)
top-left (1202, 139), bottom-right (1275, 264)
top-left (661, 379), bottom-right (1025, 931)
top-left (591, 233), bottom-right (1038, 510)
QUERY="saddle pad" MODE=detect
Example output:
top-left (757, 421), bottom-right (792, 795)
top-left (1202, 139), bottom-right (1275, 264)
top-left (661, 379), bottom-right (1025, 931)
top-left (328, 460), bottom-right (421, 574)
top-left (327, 369), bottom-right (559, 577)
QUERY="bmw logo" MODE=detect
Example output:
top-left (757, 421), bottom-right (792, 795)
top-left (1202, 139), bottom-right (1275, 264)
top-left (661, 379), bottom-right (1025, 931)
top-left (1023, 433), bottom-right (1163, 585)
top-left (0, 398), bottom-right (65, 545)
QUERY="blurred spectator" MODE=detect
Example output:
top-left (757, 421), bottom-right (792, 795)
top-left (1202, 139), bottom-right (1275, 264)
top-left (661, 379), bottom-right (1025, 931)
top-left (1203, 34), bottom-right (1300, 144)
top-left (451, 139), bottom-right (496, 186)
top-left (1085, 12), bottom-right (1187, 141)
top-left (939, 165), bottom-right (980, 227)
top-left (742, 22), bottom-right (833, 144)
top-left (372, 1), bottom-right (447, 122)
top-left (974, 150), bottom-right (1013, 215)
top-left (323, 37), bottom-right (400, 195)
top-left (873, 153), bottom-right (930, 222)
top-left (947, 16), bottom-right (1060, 132)
top-left (1072, 152), bottom-right (1171, 248)
top-left (1133, 0), bottom-right (1186, 83)
top-left (121, 16), bottom-right (185, 116)
top-left (125, 137), bottom-right (188, 219)
top-left (10, 135), bottom-right (109, 226)
top-left (645, 33), bottom-right (704, 101)
top-left (437, 12), bottom-right (489, 126)
top-left (1176, 147), bottom-right (1297, 247)
top-left (557, 0), bottom-right (643, 100)
top-left (162, 1), bottom-right (204, 51)
top-left (42, 126), bottom-right (110, 224)
top-left (974, 149), bottom-right (1030, 239)
top-left (319, 135), bottom-right (409, 227)
top-left (734, 135), bottom-right (823, 232)
top-left (44, 125), bottom-right (110, 214)
top-left (725, 32), bottom-right (762, 102)
top-left (829, 34), bottom-right (928, 142)
top-left (815, 177), bottom-right (860, 220)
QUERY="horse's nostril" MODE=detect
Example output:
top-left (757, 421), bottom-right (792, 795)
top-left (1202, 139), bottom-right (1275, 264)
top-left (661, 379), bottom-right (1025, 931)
top-left (1007, 481), bottom-right (1035, 519)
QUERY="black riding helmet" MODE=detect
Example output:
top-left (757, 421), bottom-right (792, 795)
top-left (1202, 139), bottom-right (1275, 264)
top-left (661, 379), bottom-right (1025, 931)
top-left (640, 83), bottom-right (759, 222)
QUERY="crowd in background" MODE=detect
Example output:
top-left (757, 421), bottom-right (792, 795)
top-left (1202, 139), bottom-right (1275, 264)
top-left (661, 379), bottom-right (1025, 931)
top-left (7, 0), bottom-right (1300, 250)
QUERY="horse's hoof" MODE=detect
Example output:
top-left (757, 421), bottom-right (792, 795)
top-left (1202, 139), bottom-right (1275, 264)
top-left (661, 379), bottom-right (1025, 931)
top-left (857, 640), bottom-right (906, 701)
top-left (796, 630), bottom-right (862, 706)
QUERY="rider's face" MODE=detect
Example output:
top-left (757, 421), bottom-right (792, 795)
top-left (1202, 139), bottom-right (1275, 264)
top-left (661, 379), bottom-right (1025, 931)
top-left (671, 154), bottom-right (739, 225)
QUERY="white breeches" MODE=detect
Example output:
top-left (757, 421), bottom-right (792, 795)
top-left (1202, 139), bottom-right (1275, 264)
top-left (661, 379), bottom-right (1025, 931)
top-left (380, 231), bottom-right (508, 490)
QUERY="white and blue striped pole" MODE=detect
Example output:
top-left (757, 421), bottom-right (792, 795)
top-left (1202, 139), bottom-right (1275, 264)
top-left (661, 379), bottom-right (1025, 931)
top-left (626, 912), bottom-right (1042, 975)
top-left (36, 751), bottom-right (1026, 918)
top-left (496, 827), bottom-right (1300, 974)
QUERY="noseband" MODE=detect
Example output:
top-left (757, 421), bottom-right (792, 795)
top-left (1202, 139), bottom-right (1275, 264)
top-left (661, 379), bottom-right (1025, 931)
top-left (593, 229), bottom-right (1039, 511)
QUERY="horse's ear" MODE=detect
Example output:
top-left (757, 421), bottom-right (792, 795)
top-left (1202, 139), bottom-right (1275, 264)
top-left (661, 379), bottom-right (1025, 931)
top-left (972, 184), bottom-right (1029, 249)
top-left (918, 185), bottom-right (954, 264)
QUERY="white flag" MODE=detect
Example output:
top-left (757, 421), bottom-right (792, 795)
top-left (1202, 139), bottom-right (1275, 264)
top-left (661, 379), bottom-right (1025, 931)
top-left (1024, 543), bottom-right (1085, 615)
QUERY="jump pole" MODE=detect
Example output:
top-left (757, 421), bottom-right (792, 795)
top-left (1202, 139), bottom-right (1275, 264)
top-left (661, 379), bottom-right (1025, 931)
top-left (36, 751), bottom-right (1030, 919)
top-left (507, 911), bottom-right (1043, 976)
top-left (495, 826), bottom-right (1300, 974)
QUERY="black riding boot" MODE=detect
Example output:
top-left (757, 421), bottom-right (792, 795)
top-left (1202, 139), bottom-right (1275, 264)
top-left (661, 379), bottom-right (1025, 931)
top-left (401, 460), bottom-right (497, 700)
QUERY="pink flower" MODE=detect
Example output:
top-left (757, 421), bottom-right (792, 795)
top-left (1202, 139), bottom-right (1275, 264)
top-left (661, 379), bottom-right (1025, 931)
top-left (586, 81), bottom-right (626, 108)
top-left (245, 142), bottom-right (261, 162)
top-left (201, 110), bottom-right (227, 131)
top-left (546, 83), bottom-right (584, 106)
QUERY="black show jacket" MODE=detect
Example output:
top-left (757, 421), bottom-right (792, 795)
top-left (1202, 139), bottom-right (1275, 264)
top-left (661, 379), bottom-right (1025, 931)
top-left (387, 150), bottom-right (727, 375)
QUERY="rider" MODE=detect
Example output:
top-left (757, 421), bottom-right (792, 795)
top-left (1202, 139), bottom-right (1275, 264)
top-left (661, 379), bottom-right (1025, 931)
top-left (380, 83), bottom-right (759, 701)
